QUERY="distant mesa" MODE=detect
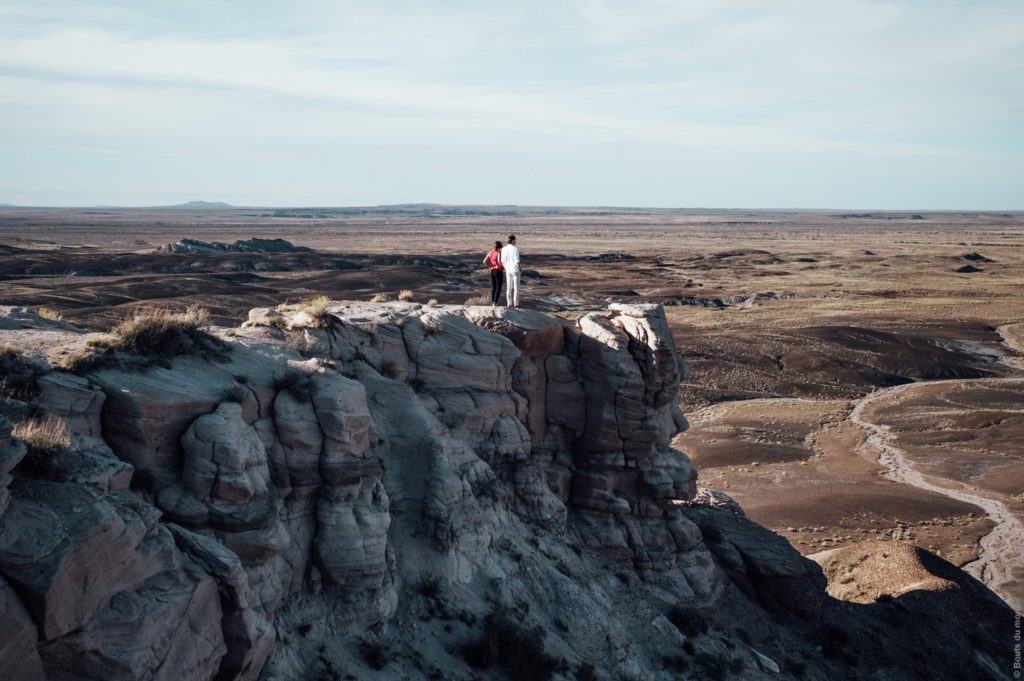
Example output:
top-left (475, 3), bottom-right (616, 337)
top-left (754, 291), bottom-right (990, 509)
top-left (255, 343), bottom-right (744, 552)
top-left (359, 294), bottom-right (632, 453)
top-left (955, 264), bottom-right (983, 273)
top-left (166, 200), bottom-right (234, 209)
top-left (835, 213), bottom-right (925, 220)
top-left (159, 237), bottom-right (311, 254)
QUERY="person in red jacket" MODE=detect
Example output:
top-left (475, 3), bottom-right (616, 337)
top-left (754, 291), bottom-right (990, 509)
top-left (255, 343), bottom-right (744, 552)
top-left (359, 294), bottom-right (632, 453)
top-left (482, 240), bottom-right (504, 306)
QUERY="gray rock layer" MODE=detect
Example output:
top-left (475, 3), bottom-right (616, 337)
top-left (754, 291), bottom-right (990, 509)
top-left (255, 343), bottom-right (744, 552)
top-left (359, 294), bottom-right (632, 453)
top-left (0, 302), bottom-right (825, 680)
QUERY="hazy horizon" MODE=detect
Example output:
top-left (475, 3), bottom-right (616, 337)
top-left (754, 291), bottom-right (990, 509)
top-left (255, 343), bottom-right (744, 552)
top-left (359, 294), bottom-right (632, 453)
top-left (2, 201), bottom-right (1024, 213)
top-left (1, 1), bottom-right (1022, 209)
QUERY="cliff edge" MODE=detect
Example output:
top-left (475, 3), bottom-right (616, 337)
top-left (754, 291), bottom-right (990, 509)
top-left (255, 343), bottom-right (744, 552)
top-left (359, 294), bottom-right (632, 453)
top-left (0, 303), bottom-right (1013, 681)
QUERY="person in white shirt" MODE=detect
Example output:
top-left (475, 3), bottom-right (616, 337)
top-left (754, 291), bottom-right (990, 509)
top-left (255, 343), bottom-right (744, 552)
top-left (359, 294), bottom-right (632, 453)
top-left (499, 234), bottom-right (521, 308)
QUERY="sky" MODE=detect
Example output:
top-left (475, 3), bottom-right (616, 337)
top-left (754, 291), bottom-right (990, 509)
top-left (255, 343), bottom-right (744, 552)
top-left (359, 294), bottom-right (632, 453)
top-left (0, 0), bottom-right (1022, 209)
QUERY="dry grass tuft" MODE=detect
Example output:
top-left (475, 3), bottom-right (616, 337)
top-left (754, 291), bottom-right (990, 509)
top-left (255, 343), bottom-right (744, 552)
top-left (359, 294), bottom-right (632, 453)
top-left (0, 343), bottom-right (23, 362)
top-left (0, 344), bottom-right (43, 399)
top-left (464, 295), bottom-right (491, 306)
top-left (221, 382), bottom-right (248, 403)
top-left (283, 295), bottom-right (335, 328)
top-left (59, 348), bottom-right (113, 374)
top-left (427, 298), bottom-right (439, 306)
top-left (302, 295), bottom-right (331, 317)
top-left (370, 292), bottom-right (392, 303)
top-left (398, 289), bottom-right (414, 301)
top-left (104, 306), bottom-right (221, 355)
top-left (422, 315), bottom-right (444, 335)
top-left (13, 415), bottom-right (72, 455)
top-left (62, 306), bottom-right (227, 373)
top-left (36, 307), bottom-right (63, 321)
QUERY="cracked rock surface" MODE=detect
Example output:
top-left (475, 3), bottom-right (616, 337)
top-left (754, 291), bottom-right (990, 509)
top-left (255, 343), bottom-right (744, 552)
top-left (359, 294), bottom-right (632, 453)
top-left (0, 302), bottom-right (1011, 681)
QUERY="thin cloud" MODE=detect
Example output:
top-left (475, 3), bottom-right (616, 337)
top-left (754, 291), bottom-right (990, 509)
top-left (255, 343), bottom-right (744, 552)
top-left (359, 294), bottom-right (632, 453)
top-left (0, 0), bottom-right (1021, 207)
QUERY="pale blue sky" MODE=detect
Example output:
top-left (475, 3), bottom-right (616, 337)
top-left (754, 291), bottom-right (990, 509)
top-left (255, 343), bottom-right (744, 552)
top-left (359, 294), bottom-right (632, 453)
top-left (1, 0), bottom-right (1022, 208)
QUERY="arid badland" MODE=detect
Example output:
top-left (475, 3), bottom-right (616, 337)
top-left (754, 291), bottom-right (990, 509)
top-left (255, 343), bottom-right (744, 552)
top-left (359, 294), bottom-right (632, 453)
top-left (0, 205), bottom-right (1020, 680)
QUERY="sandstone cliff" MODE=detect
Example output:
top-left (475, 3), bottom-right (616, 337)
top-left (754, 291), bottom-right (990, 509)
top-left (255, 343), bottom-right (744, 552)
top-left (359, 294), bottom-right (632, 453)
top-left (0, 303), bottom-right (1012, 681)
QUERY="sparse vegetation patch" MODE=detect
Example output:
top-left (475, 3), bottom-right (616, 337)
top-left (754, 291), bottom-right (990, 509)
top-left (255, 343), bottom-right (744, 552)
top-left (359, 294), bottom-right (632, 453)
top-left (0, 344), bottom-right (43, 400)
top-left (59, 306), bottom-right (228, 373)
top-left (221, 382), bottom-right (248, 403)
top-left (460, 609), bottom-right (560, 681)
top-left (273, 369), bottom-right (316, 400)
top-left (13, 415), bottom-right (72, 456)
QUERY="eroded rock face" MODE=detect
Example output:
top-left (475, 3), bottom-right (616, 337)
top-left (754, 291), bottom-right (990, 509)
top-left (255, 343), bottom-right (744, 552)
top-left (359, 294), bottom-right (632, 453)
top-left (0, 575), bottom-right (44, 681)
top-left (0, 301), bottom-right (826, 680)
top-left (680, 503), bottom-right (827, 617)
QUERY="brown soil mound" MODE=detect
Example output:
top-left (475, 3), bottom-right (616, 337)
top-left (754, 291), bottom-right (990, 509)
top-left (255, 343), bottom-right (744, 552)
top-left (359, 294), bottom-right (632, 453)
top-left (815, 540), bottom-right (959, 603)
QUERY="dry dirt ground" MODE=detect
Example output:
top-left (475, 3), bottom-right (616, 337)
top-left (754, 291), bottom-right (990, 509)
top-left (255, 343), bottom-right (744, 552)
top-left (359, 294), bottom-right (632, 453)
top-left (2, 205), bottom-right (1023, 610)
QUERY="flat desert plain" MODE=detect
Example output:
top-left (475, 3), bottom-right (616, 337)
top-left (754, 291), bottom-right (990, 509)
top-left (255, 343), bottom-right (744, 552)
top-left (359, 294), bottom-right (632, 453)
top-left (2, 205), bottom-right (1022, 610)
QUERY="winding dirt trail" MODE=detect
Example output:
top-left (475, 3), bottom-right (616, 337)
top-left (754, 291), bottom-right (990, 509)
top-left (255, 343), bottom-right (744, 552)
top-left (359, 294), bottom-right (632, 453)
top-left (849, 379), bottom-right (1024, 610)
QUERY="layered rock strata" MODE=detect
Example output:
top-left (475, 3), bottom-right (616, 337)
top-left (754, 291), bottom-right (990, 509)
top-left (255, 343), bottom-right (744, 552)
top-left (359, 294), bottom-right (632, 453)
top-left (0, 302), bottom-right (827, 680)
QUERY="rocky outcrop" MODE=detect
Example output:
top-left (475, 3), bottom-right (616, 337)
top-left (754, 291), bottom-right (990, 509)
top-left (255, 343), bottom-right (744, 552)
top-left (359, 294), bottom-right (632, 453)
top-left (6, 300), bottom-right (975, 681)
top-left (160, 238), bottom-right (311, 254)
top-left (680, 504), bottom-right (826, 617)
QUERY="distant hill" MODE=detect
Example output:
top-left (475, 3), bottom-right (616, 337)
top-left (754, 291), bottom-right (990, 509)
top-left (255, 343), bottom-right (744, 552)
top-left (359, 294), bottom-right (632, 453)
top-left (165, 200), bottom-right (234, 209)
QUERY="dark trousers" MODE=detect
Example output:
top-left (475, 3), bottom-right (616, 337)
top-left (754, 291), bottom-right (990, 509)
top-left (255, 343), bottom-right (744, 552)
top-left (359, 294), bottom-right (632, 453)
top-left (490, 268), bottom-right (504, 304)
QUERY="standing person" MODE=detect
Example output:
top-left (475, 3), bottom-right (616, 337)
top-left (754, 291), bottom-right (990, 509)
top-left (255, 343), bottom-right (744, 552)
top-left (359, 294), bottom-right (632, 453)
top-left (500, 234), bottom-right (521, 308)
top-left (482, 240), bottom-right (504, 306)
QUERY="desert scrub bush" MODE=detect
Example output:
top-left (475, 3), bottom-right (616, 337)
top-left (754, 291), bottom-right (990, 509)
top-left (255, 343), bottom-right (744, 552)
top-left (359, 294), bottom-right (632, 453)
top-left (221, 382), bottom-right (248, 403)
top-left (398, 289), bottom-right (414, 301)
top-left (358, 639), bottom-right (391, 671)
top-left (421, 316), bottom-right (443, 335)
top-left (58, 347), bottom-right (115, 375)
top-left (370, 292), bottom-right (392, 303)
top-left (13, 415), bottom-right (72, 456)
top-left (460, 609), bottom-right (560, 681)
top-left (273, 369), bottom-right (315, 400)
top-left (416, 572), bottom-right (442, 599)
top-left (36, 307), bottom-right (62, 321)
top-left (464, 294), bottom-right (491, 305)
top-left (427, 298), bottom-right (439, 306)
top-left (104, 307), bottom-right (228, 360)
top-left (284, 331), bottom-right (319, 357)
top-left (300, 296), bottom-right (333, 326)
top-left (665, 606), bottom-right (709, 638)
top-left (61, 307), bottom-right (228, 373)
top-left (0, 344), bottom-right (43, 400)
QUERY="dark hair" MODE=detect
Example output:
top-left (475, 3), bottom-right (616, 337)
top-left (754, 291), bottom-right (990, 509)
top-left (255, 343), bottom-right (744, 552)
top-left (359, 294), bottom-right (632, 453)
top-left (494, 240), bottom-right (502, 250)
top-left (508, 234), bottom-right (516, 243)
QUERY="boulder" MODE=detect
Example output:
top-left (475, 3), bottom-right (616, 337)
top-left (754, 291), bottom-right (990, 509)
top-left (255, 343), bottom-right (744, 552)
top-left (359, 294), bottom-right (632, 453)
top-left (0, 576), bottom-right (44, 680)
top-left (0, 479), bottom-right (173, 639)
top-left (680, 504), bottom-right (826, 617)
top-left (0, 416), bottom-right (27, 515)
